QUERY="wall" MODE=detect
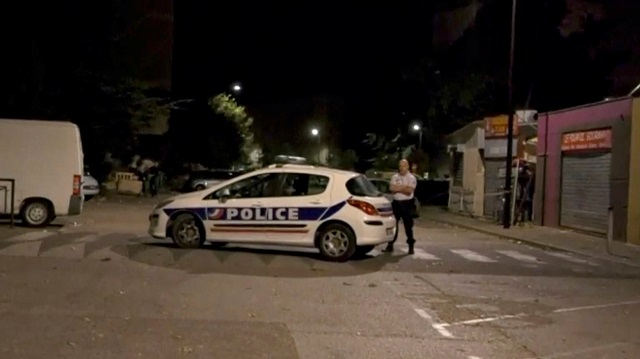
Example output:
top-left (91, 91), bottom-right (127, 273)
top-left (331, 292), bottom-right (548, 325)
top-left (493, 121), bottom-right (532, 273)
top-left (448, 126), bottom-right (485, 216)
top-left (535, 97), bottom-right (632, 241)
top-left (627, 98), bottom-right (640, 244)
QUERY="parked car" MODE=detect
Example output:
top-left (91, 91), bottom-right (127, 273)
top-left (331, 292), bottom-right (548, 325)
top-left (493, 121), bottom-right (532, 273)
top-left (182, 170), bottom-right (245, 192)
top-left (82, 169), bottom-right (100, 201)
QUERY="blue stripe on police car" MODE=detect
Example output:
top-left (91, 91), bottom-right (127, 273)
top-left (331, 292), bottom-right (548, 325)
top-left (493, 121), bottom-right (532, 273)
top-left (163, 200), bottom-right (348, 222)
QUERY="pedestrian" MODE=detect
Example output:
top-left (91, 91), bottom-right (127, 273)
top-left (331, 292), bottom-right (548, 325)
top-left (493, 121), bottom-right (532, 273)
top-left (383, 159), bottom-right (417, 254)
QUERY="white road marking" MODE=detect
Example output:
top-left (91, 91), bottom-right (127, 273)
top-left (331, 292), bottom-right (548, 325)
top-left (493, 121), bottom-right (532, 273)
top-left (5, 231), bottom-right (54, 243)
top-left (369, 248), bottom-right (382, 257)
top-left (414, 308), bottom-right (454, 338)
top-left (383, 281), bottom-right (455, 338)
top-left (0, 240), bottom-right (42, 257)
top-left (40, 243), bottom-right (86, 259)
top-left (553, 299), bottom-right (640, 314)
top-left (442, 313), bottom-right (527, 327)
top-left (545, 251), bottom-right (599, 266)
top-left (496, 250), bottom-right (545, 264)
top-left (72, 234), bottom-right (99, 243)
top-left (409, 248), bottom-right (440, 261)
top-left (468, 356), bottom-right (483, 359)
top-left (450, 249), bottom-right (496, 263)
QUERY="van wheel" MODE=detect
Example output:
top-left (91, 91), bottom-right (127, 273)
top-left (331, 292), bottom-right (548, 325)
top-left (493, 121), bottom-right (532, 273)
top-left (21, 201), bottom-right (51, 227)
top-left (171, 214), bottom-right (205, 249)
top-left (317, 223), bottom-right (356, 262)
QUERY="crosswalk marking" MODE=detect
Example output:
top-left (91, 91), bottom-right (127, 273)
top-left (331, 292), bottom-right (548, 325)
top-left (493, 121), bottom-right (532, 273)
top-left (0, 240), bottom-right (42, 257)
top-left (545, 251), bottom-right (599, 267)
top-left (410, 248), bottom-right (440, 261)
top-left (0, 231), bottom-right (606, 269)
top-left (451, 249), bottom-right (497, 263)
top-left (6, 231), bottom-right (54, 243)
top-left (40, 242), bottom-right (86, 259)
top-left (497, 250), bottom-right (545, 264)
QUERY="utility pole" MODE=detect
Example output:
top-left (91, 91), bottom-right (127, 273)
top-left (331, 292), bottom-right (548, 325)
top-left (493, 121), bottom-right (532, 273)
top-left (503, 0), bottom-right (517, 229)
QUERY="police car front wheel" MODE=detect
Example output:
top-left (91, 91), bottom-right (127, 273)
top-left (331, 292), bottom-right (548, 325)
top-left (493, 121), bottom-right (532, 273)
top-left (171, 214), bottom-right (205, 249)
top-left (317, 223), bottom-right (356, 262)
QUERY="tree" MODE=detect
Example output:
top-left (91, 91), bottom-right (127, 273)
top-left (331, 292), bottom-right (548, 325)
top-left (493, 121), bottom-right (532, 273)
top-left (208, 93), bottom-right (261, 168)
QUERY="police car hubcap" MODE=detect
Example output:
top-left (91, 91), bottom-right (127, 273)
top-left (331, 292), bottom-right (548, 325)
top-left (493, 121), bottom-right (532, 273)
top-left (322, 230), bottom-right (349, 257)
top-left (177, 222), bottom-right (200, 243)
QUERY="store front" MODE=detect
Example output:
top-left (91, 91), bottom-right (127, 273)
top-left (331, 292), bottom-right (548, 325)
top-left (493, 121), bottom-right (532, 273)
top-left (534, 97), bottom-right (632, 241)
top-left (559, 129), bottom-right (612, 234)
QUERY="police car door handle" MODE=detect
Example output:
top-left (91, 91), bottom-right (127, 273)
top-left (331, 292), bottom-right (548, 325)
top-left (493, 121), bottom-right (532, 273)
top-left (309, 200), bottom-right (321, 204)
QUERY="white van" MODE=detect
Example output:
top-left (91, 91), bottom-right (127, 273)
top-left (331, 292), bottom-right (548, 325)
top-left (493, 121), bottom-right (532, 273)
top-left (0, 119), bottom-right (85, 227)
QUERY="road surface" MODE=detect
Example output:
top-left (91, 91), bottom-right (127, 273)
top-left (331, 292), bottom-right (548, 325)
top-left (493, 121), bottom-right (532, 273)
top-left (1, 196), bottom-right (639, 358)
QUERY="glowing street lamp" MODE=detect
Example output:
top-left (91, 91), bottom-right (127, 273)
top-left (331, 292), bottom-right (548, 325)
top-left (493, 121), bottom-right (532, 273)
top-left (311, 128), bottom-right (319, 136)
top-left (411, 123), bottom-right (423, 150)
top-left (231, 82), bottom-right (242, 93)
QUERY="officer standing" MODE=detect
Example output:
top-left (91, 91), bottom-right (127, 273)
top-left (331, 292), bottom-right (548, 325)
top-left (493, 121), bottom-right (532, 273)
top-left (383, 159), bottom-right (417, 254)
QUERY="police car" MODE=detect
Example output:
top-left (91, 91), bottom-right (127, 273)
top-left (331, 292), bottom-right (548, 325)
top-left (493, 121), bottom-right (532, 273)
top-left (148, 164), bottom-right (396, 262)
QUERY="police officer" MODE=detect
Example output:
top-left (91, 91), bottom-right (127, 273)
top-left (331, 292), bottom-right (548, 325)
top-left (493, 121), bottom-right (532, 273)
top-left (383, 159), bottom-right (417, 254)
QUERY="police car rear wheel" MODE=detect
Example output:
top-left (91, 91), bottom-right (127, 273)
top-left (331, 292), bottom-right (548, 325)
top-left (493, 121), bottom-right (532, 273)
top-left (318, 224), bottom-right (356, 262)
top-left (171, 214), bottom-right (205, 249)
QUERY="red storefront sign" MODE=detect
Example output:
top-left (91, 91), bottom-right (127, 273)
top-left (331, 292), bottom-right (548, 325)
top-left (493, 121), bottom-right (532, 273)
top-left (561, 128), bottom-right (612, 151)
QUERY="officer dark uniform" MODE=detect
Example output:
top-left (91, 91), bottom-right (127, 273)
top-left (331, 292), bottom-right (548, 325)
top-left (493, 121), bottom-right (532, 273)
top-left (383, 159), bottom-right (417, 254)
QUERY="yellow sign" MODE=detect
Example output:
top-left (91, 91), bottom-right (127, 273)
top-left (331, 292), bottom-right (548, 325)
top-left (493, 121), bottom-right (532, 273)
top-left (484, 115), bottom-right (518, 138)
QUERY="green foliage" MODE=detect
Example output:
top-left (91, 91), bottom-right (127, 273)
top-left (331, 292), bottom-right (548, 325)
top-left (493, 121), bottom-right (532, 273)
top-left (208, 93), bottom-right (261, 167)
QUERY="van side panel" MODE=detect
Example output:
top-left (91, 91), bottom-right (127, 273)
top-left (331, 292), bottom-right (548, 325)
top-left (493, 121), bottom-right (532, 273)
top-left (0, 119), bottom-right (84, 217)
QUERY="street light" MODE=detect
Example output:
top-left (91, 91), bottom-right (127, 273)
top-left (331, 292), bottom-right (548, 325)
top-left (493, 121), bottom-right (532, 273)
top-left (411, 123), bottom-right (423, 150)
top-left (231, 82), bottom-right (242, 94)
top-left (503, 0), bottom-right (517, 229)
top-left (310, 128), bottom-right (320, 163)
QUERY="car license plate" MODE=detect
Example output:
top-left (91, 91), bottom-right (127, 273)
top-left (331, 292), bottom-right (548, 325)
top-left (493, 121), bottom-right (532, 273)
top-left (386, 228), bottom-right (394, 236)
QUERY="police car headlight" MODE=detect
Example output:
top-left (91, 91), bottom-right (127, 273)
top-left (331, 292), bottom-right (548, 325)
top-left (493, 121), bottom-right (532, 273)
top-left (154, 199), bottom-right (174, 210)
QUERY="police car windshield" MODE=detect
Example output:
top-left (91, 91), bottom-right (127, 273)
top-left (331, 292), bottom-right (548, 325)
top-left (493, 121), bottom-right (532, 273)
top-left (346, 175), bottom-right (382, 197)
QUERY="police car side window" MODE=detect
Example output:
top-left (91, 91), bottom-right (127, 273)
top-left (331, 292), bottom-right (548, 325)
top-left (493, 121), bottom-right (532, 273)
top-left (282, 173), bottom-right (329, 196)
top-left (207, 173), bottom-right (285, 200)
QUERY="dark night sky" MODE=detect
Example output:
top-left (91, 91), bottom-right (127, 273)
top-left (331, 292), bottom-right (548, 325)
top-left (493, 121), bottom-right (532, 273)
top-left (172, 1), bottom-right (434, 105)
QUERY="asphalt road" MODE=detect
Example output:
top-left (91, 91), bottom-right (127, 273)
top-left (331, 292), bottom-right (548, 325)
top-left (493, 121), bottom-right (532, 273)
top-left (1, 195), bottom-right (639, 358)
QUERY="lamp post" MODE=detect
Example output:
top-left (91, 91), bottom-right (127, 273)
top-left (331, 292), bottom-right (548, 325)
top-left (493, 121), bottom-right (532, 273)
top-left (412, 123), bottom-right (423, 150)
top-left (502, 0), bottom-right (517, 229)
top-left (311, 128), bottom-right (320, 163)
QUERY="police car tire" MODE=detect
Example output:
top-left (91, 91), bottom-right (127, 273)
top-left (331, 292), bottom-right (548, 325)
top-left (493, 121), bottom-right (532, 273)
top-left (317, 223), bottom-right (357, 262)
top-left (171, 214), bottom-right (205, 249)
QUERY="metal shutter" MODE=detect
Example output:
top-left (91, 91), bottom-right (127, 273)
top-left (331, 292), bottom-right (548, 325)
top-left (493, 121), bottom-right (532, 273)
top-left (484, 159), bottom-right (504, 219)
top-left (560, 152), bottom-right (611, 234)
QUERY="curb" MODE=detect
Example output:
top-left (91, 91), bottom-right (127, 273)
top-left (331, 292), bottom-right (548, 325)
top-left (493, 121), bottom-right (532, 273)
top-left (419, 216), bottom-right (640, 267)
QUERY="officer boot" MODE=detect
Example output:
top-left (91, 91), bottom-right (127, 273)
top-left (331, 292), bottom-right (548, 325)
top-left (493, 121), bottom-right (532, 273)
top-left (407, 240), bottom-right (415, 255)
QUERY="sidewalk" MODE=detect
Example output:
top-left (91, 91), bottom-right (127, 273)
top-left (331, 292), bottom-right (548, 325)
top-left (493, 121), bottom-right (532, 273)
top-left (418, 207), bottom-right (640, 266)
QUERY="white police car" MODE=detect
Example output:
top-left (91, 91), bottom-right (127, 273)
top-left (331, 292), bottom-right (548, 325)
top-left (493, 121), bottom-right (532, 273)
top-left (148, 164), bottom-right (396, 262)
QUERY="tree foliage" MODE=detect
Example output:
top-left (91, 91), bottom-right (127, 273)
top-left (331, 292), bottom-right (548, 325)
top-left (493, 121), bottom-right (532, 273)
top-left (208, 93), bottom-right (261, 167)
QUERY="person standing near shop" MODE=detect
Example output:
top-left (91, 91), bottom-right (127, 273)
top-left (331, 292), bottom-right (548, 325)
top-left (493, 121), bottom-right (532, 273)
top-left (383, 159), bottom-right (417, 254)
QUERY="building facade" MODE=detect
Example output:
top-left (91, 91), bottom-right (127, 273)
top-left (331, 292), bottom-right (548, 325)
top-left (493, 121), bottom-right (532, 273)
top-left (447, 120), bottom-right (485, 216)
top-left (534, 97), bottom-right (633, 241)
